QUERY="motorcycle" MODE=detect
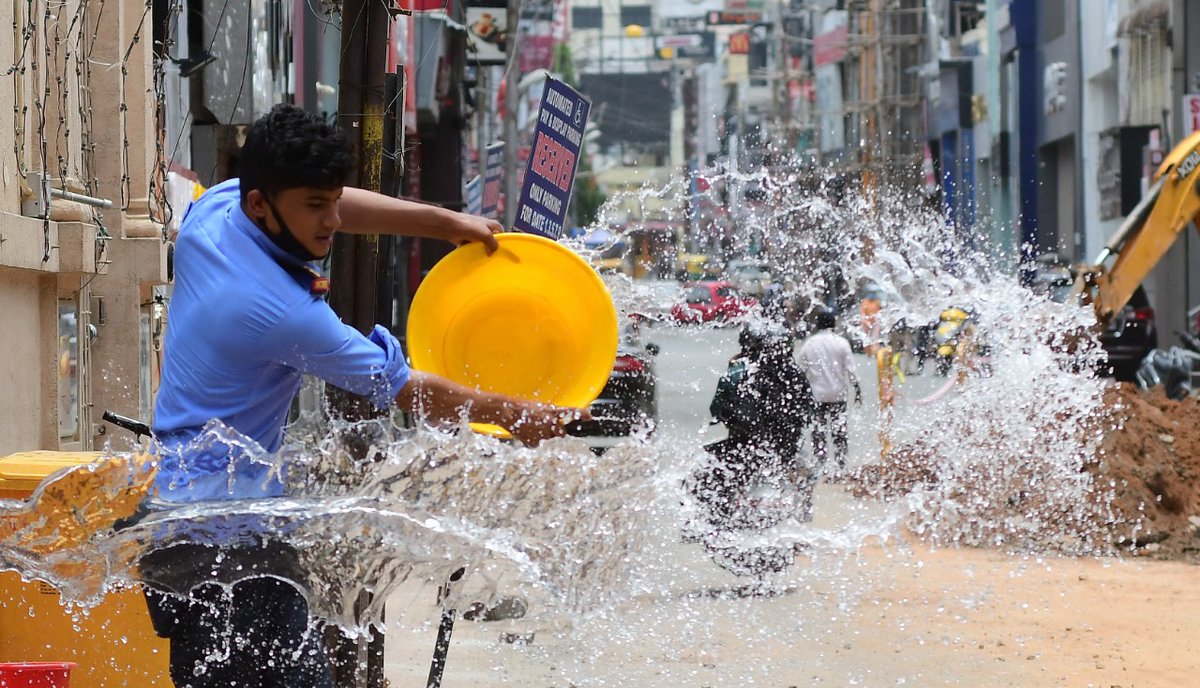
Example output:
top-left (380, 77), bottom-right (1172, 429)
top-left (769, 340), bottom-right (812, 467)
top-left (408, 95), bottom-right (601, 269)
top-left (1136, 330), bottom-right (1200, 400)
top-left (932, 306), bottom-right (975, 376)
top-left (932, 307), bottom-right (969, 375)
top-left (685, 321), bottom-right (816, 578)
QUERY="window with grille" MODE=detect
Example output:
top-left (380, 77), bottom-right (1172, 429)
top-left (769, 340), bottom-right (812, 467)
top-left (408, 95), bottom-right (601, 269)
top-left (1126, 27), bottom-right (1167, 126)
top-left (573, 7), bottom-right (602, 29)
top-left (619, 5), bottom-right (652, 29)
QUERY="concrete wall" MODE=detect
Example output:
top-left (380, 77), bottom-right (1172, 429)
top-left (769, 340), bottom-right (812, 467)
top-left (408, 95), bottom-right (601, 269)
top-left (1079, 0), bottom-right (1121, 263)
top-left (1150, 0), bottom-right (1196, 349)
top-left (0, 271), bottom-right (55, 456)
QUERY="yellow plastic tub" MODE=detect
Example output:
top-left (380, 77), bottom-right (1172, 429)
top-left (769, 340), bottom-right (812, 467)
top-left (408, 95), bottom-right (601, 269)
top-left (0, 451), bottom-right (169, 686)
top-left (407, 233), bottom-right (619, 437)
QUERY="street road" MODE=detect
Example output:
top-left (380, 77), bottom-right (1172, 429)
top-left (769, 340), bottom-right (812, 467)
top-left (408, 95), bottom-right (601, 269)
top-left (381, 324), bottom-right (1200, 687)
top-left (380, 323), bottom-right (953, 686)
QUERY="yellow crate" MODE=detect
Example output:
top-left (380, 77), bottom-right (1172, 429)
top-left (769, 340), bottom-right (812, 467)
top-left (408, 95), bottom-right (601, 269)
top-left (0, 451), bottom-right (169, 686)
top-left (0, 452), bottom-right (96, 500)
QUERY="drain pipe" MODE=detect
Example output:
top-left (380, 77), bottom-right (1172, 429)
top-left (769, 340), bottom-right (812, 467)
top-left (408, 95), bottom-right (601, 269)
top-left (22, 172), bottom-right (115, 218)
top-left (49, 186), bottom-right (114, 209)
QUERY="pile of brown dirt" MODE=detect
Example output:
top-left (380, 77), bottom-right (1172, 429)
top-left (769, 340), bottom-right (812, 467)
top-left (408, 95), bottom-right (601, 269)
top-left (848, 383), bottom-right (1200, 561)
top-left (849, 440), bottom-right (938, 501)
top-left (1096, 383), bottom-right (1200, 561)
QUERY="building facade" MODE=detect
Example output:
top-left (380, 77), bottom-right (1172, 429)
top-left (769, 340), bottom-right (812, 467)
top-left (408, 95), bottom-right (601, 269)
top-left (0, 0), bottom-right (172, 455)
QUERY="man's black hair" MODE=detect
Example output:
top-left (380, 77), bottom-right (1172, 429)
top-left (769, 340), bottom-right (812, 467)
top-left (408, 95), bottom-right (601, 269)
top-left (239, 104), bottom-right (353, 202)
top-left (814, 308), bottom-right (836, 331)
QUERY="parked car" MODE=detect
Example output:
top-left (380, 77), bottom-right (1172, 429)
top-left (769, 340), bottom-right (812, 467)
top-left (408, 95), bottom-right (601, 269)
top-left (670, 281), bottom-right (758, 324)
top-left (1034, 255), bottom-right (1158, 382)
top-left (569, 317), bottom-right (659, 437)
top-left (724, 259), bottom-right (772, 297)
top-left (1098, 284), bottom-right (1158, 381)
top-left (627, 279), bottom-right (683, 323)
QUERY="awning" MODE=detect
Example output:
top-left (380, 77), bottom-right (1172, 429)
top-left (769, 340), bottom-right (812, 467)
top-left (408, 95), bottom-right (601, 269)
top-left (625, 220), bottom-right (680, 234)
top-left (582, 228), bottom-right (616, 247)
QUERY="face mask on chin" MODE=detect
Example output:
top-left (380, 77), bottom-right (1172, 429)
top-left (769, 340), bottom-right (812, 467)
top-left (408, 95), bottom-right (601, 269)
top-left (256, 193), bottom-right (324, 262)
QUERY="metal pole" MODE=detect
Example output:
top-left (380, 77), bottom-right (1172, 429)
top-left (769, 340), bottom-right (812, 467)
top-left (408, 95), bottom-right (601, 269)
top-left (330, 1), bottom-right (391, 686)
top-left (874, 344), bottom-right (897, 461)
top-left (772, 0), bottom-right (782, 133)
top-left (425, 567), bottom-right (466, 688)
top-left (477, 68), bottom-right (489, 181)
top-left (503, 0), bottom-right (522, 228)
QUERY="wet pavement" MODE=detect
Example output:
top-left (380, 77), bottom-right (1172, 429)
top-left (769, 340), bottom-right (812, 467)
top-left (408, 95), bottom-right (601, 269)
top-left (379, 325), bottom-right (1073, 687)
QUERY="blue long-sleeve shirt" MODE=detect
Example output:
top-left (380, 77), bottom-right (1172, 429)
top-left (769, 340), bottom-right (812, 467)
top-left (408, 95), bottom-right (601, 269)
top-left (152, 179), bottom-right (410, 502)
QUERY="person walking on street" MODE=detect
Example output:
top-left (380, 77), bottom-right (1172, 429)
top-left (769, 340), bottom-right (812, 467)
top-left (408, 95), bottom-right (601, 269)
top-left (138, 103), bottom-right (585, 688)
top-left (797, 309), bottom-right (862, 475)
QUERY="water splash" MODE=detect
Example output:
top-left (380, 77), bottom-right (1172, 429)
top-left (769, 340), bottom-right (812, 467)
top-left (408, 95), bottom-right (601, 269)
top-left (1, 422), bottom-right (671, 632)
top-left (0, 166), bottom-right (1142, 683)
top-left (576, 167), bottom-right (1125, 555)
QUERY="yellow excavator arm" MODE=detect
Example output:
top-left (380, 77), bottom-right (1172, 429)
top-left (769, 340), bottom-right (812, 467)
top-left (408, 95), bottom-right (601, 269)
top-left (1075, 129), bottom-right (1200, 324)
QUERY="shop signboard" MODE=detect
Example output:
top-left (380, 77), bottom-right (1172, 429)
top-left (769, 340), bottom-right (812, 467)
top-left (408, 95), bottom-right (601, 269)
top-left (465, 175), bottom-right (483, 216)
top-left (466, 0), bottom-right (509, 65)
top-left (1183, 94), bottom-right (1200, 135)
top-left (481, 142), bottom-right (504, 219)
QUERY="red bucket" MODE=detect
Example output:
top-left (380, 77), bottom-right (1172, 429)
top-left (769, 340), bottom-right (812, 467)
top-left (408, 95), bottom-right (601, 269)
top-left (0, 663), bottom-right (75, 688)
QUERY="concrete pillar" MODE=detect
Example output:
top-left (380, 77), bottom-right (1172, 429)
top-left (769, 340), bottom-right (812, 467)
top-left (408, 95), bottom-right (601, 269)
top-left (86, 0), bottom-right (156, 236)
top-left (1186, 0), bottom-right (1200, 320)
top-left (83, 0), bottom-right (170, 444)
top-left (40, 0), bottom-right (86, 193)
top-left (0, 271), bottom-right (54, 455)
top-left (1149, 0), bottom-right (1192, 351)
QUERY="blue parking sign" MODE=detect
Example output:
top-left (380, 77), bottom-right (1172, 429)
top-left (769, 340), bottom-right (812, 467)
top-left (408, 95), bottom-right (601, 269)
top-left (514, 78), bottom-right (591, 240)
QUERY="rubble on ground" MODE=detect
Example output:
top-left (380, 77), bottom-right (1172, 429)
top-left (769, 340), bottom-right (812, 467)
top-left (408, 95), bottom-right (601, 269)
top-left (1094, 384), bottom-right (1200, 561)
top-left (848, 383), bottom-right (1200, 562)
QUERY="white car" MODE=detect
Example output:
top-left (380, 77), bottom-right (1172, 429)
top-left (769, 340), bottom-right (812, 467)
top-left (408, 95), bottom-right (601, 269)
top-left (627, 279), bottom-right (683, 323)
top-left (725, 260), bottom-right (772, 298)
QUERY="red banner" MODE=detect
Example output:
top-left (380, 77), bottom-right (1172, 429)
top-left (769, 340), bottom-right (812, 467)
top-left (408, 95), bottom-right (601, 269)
top-left (813, 25), bottom-right (848, 66)
top-left (729, 32), bottom-right (750, 55)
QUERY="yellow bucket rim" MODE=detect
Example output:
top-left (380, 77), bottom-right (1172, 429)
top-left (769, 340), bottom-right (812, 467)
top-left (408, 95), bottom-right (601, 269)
top-left (406, 233), bottom-right (618, 438)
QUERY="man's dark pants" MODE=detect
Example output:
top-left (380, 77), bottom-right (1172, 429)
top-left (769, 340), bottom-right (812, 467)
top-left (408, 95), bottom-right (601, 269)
top-left (810, 401), bottom-right (848, 472)
top-left (141, 544), bottom-right (334, 688)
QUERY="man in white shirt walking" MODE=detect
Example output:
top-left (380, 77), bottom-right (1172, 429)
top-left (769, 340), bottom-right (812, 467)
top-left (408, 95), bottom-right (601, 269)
top-left (797, 309), bottom-right (863, 474)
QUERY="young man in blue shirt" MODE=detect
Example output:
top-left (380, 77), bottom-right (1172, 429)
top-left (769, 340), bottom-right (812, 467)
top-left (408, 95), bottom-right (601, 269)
top-left (141, 103), bottom-right (583, 687)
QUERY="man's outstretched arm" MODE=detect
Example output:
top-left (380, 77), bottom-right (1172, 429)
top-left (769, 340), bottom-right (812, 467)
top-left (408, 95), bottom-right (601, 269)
top-left (394, 370), bottom-right (588, 446)
top-left (338, 187), bottom-right (501, 253)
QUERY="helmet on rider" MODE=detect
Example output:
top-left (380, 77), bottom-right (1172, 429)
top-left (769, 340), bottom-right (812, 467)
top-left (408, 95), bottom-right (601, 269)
top-left (739, 319), bottom-right (790, 356)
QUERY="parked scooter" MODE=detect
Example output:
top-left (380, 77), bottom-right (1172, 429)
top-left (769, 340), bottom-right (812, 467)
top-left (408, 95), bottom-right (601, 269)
top-left (1136, 331), bottom-right (1200, 400)
top-left (932, 306), bottom-right (973, 376)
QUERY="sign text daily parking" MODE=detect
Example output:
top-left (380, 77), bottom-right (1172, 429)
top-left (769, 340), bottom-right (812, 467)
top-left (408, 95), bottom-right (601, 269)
top-left (514, 78), bottom-right (590, 240)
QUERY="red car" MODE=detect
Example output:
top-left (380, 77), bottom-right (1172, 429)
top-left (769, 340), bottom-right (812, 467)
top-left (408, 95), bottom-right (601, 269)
top-left (670, 281), bottom-right (758, 324)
